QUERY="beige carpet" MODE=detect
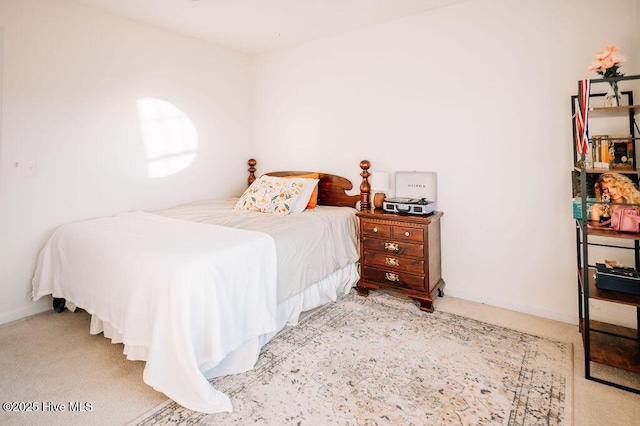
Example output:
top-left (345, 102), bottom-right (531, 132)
top-left (0, 306), bottom-right (166, 426)
top-left (1, 290), bottom-right (639, 425)
top-left (133, 291), bottom-right (572, 425)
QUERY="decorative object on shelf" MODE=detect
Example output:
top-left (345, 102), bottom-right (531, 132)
top-left (575, 79), bottom-right (591, 155)
top-left (588, 44), bottom-right (626, 107)
top-left (370, 171), bottom-right (390, 209)
top-left (604, 81), bottom-right (622, 107)
top-left (595, 262), bottom-right (640, 295)
top-left (572, 196), bottom-right (596, 220)
top-left (588, 207), bottom-right (640, 233)
top-left (612, 207), bottom-right (640, 232)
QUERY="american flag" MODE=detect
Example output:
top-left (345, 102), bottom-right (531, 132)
top-left (575, 79), bottom-right (590, 155)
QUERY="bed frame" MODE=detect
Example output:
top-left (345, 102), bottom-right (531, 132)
top-left (247, 158), bottom-right (371, 210)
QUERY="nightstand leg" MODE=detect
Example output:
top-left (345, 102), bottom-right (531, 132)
top-left (356, 285), bottom-right (370, 297)
top-left (410, 296), bottom-right (434, 313)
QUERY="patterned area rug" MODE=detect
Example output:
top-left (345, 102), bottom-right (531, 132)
top-left (132, 291), bottom-right (572, 425)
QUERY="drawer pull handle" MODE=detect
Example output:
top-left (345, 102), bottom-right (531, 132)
top-left (373, 227), bottom-right (378, 233)
top-left (384, 242), bottom-right (399, 252)
top-left (385, 257), bottom-right (400, 267)
top-left (404, 231), bottom-right (410, 237)
top-left (385, 272), bottom-right (400, 282)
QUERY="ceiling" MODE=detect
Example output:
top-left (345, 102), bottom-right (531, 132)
top-left (69, 0), bottom-right (467, 55)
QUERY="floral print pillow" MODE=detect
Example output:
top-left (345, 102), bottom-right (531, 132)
top-left (235, 175), bottom-right (318, 215)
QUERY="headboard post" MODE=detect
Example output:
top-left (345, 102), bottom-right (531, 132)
top-left (247, 158), bottom-right (257, 186)
top-left (359, 160), bottom-right (371, 211)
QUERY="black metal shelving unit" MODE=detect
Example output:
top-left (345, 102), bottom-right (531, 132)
top-left (572, 75), bottom-right (640, 394)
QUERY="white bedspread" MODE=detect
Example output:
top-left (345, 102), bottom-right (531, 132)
top-left (31, 211), bottom-right (278, 413)
top-left (155, 199), bottom-right (360, 303)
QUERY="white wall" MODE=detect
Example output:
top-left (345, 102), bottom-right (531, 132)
top-left (251, 0), bottom-right (640, 325)
top-left (0, 0), bottom-right (253, 323)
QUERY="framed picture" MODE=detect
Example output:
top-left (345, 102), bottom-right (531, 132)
top-left (572, 170), bottom-right (640, 198)
top-left (572, 170), bottom-right (640, 220)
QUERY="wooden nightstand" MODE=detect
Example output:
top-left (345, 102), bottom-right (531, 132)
top-left (356, 209), bottom-right (445, 312)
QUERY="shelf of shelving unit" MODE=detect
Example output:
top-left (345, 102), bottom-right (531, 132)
top-left (583, 222), bottom-right (640, 240)
top-left (588, 104), bottom-right (640, 117)
top-left (577, 268), bottom-right (640, 375)
top-left (581, 168), bottom-right (640, 174)
top-left (578, 267), bottom-right (640, 307)
top-left (580, 319), bottom-right (640, 375)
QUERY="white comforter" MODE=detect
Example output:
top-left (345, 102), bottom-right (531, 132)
top-left (31, 200), bottom-right (359, 414)
top-left (155, 199), bottom-right (360, 302)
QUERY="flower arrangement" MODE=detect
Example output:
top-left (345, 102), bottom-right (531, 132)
top-left (589, 44), bottom-right (625, 78)
top-left (588, 45), bottom-right (627, 106)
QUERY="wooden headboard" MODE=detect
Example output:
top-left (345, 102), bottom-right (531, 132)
top-left (246, 159), bottom-right (370, 210)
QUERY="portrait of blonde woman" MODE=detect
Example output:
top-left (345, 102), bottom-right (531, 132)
top-left (590, 172), bottom-right (640, 221)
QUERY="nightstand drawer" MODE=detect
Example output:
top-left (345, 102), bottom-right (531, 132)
top-left (361, 221), bottom-right (391, 238)
top-left (363, 266), bottom-right (425, 291)
top-left (363, 251), bottom-right (424, 274)
top-left (361, 236), bottom-right (424, 258)
top-left (392, 225), bottom-right (424, 243)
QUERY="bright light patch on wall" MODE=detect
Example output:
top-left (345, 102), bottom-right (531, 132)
top-left (136, 98), bottom-right (198, 178)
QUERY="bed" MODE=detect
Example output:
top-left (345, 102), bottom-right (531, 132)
top-left (31, 159), bottom-right (372, 414)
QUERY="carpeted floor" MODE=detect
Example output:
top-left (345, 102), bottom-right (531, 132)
top-left (133, 291), bottom-right (572, 425)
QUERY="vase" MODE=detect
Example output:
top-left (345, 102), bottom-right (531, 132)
top-left (604, 81), bottom-right (622, 107)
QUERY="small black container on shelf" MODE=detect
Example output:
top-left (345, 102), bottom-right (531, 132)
top-left (595, 263), bottom-right (640, 295)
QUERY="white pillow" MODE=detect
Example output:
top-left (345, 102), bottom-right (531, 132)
top-left (276, 176), bottom-right (319, 213)
top-left (235, 175), bottom-right (319, 214)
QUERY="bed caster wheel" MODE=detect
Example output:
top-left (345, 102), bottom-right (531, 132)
top-left (53, 298), bottom-right (66, 313)
top-left (437, 288), bottom-right (444, 298)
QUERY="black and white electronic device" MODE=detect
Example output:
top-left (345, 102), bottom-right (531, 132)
top-left (382, 171), bottom-right (437, 215)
